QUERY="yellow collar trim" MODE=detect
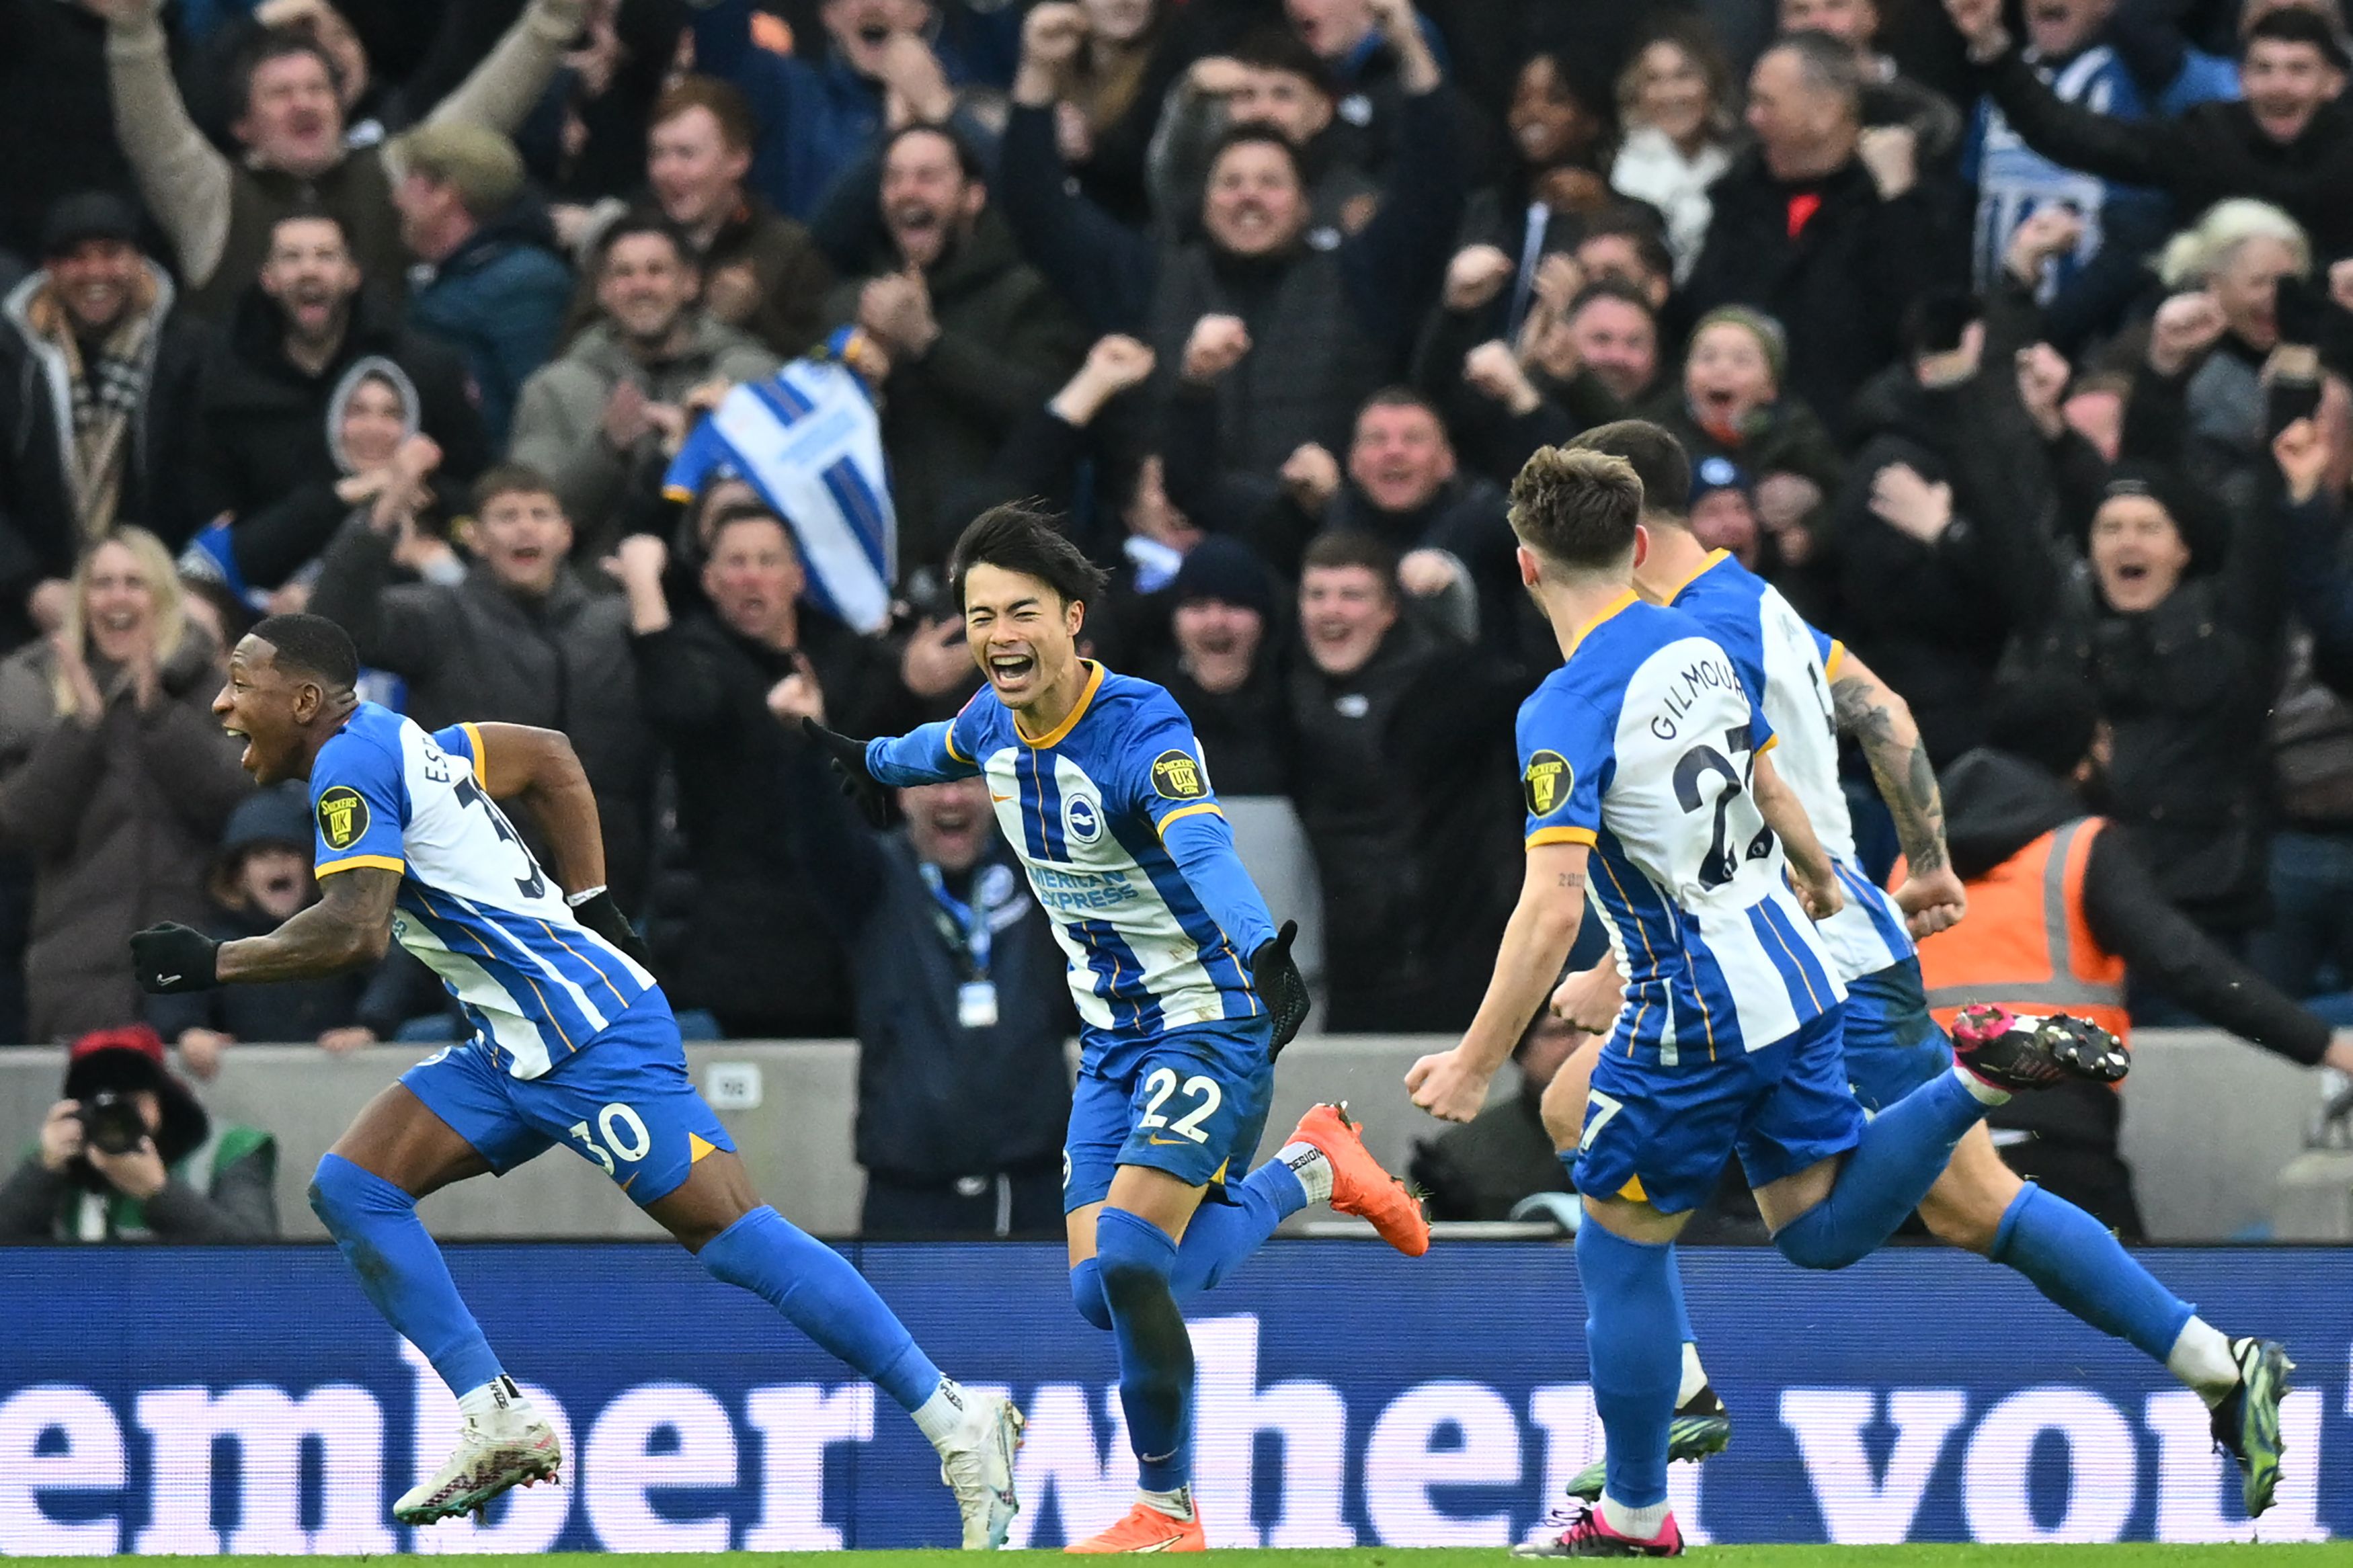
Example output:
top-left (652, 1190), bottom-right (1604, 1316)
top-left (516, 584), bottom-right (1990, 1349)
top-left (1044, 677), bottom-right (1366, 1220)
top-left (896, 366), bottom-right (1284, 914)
top-left (1018, 660), bottom-right (1104, 748)
top-left (1662, 548), bottom-right (1732, 606)
top-left (1566, 589), bottom-right (1640, 659)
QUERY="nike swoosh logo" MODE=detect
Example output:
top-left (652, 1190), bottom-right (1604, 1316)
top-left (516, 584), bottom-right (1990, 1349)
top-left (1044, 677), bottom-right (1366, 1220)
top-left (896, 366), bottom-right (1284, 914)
top-left (155, 973), bottom-right (182, 986)
top-left (991, 794), bottom-right (1012, 803)
top-left (1147, 1136), bottom-right (1186, 1146)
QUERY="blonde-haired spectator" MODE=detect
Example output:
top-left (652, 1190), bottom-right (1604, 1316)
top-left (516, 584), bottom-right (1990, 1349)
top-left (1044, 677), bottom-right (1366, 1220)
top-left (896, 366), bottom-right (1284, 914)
top-left (0, 530), bottom-right (249, 1040)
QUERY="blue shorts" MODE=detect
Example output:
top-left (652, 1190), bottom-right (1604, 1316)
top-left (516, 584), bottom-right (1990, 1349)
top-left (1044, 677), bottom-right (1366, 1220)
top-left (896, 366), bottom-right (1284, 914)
top-left (1574, 1006), bottom-right (1864, 1214)
top-left (401, 999), bottom-right (736, 1205)
top-left (1063, 1016), bottom-right (1276, 1211)
top-left (1842, 958), bottom-right (1954, 1113)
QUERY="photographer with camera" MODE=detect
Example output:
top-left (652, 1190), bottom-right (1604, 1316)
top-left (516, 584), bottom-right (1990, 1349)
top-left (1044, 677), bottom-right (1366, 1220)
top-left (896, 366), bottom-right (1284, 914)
top-left (0, 1025), bottom-right (278, 1241)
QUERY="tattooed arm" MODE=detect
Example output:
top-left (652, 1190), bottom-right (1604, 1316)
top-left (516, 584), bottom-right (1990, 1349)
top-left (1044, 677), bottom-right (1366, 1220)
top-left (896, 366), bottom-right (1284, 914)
top-left (1829, 651), bottom-right (1966, 936)
top-left (216, 867), bottom-right (398, 983)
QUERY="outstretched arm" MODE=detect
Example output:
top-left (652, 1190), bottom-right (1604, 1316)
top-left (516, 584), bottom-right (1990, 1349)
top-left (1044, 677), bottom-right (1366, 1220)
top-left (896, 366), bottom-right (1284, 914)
top-left (470, 722), bottom-right (605, 897)
top-left (1829, 649), bottom-right (1965, 934)
top-left (1408, 841), bottom-right (1587, 1122)
top-left (1751, 751), bottom-right (1842, 922)
top-left (216, 866), bottom-right (399, 983)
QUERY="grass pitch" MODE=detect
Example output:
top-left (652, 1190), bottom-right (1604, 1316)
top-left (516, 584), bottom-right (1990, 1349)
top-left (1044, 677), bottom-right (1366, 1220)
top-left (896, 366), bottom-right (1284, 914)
top-left (40, 1549), bottom-right (2353, 1567)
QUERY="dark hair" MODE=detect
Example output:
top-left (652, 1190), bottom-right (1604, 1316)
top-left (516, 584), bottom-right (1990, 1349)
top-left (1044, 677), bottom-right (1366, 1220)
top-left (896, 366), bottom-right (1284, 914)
top-left (268, 203), bottom-right (353, 252)
top-left (1985, 676), bottom-right (2101, 779)
top-left (882, 121), bottom-right (987, 183)
top-left (1300, 529), bottom-right (1399, 589)
top-left (649, 75), bottom-right (758, 153)
top-left (1577, 208), bottom-right (1676, 289)
top-left (1358, 385), bottom-right (1445, 425)
top-left (231, 30), bottom-right (344, 124)
top-left (1568, 276), bottom-right (1659, 323)
top-left (707, 505), bottom-right (797, 557)
top-left (596, 210), bottom-right (698, 274)
top-left (2246, 6), bottom-right (2352, 69)
top-left (949, 504), bottom-right (1109, 610)
top-left (1205, 124), bottom-right (1304, 183)
top-left (249, 612), bottom-right (359, 691)
top-left (1768, 30), bottom-right (1868, 112)
top-left (1228, 25), bottom-right (1333, 93)
top-left (1568, 420), bottom-right (1691, 515)
top-left (471, 464), bottom-right (563, 514)
top-left (1509, 446), bottom-right (1644, 569)
top-left (1901, 290), bottom-right (1983, 359)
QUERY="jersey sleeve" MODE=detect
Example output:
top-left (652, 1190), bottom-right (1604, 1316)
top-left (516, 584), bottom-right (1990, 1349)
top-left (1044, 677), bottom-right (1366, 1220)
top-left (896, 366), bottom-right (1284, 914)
top-left (430, 722), bottom-right (488, 784)
top-left (1517, 688), bottom-right (1611, 849)
top-left (1121, 697), bottom-right (1222, 833)
top-left (310, 735), bottom-right (409, 878)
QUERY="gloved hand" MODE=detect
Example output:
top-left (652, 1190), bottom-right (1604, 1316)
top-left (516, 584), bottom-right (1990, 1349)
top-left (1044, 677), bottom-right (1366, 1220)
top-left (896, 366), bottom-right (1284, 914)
top-left (131, 923), bottom-right (221, 994)
top-left (571, 889), bottom-right (655, 971)
top-left (1249, 920), bottom-right (1310, 1055)
top-left (801, 719), bottom-right (893, 829)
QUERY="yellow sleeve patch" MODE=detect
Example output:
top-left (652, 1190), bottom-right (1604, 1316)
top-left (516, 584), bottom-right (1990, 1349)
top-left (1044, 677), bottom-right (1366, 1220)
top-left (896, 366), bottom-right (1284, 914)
top-left (1526, 826), bottom-right (1599, 849)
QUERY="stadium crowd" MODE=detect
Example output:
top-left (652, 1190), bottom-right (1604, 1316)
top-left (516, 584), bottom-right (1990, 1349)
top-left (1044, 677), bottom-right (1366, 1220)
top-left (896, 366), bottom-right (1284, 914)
top-left (3, 0), bottom-right (2353, 1234)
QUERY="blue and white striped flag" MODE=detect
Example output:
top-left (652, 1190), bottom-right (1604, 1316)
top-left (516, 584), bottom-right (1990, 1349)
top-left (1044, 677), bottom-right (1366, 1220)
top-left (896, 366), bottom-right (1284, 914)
top-left (663, 344), bottom-right (897, 633)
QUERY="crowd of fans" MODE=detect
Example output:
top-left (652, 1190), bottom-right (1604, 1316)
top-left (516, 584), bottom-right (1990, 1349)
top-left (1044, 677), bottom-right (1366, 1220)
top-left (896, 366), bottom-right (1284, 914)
top-left (4, 0), bottom-right (2353, 1228)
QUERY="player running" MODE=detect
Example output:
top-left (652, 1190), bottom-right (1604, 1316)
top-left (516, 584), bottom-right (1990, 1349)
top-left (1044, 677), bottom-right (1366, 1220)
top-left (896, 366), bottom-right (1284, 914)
top-left (129, 613), bottom-right (1025, 1546)
top-left (1542, 421), bottom-right (2292, 1520)
top-left (808, 505), bottom-right (1429, 1554)
top-left (1406, 447), bottom-right (2128, 1558)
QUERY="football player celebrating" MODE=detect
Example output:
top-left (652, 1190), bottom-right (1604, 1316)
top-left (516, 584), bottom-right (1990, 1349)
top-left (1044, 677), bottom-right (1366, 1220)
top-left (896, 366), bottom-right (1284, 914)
top-left (132, 614), bottom-right (1024, 1544)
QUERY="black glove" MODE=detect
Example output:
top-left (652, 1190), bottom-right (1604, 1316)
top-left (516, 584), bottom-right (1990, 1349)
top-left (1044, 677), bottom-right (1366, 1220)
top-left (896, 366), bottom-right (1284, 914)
top-left (801, 718), bottom-right (893, 829)
top-left (131, 923), bottom-right (221, 995)
top-left (1249, 920), bottom-right (1310, 1056)
top-left (571, 889), bottom-right (655, 971)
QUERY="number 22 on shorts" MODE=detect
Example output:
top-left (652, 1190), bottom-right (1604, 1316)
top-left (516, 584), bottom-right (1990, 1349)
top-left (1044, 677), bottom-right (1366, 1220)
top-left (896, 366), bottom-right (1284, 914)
top-left (569, 1102), bottom-right (653, 1174)
top-left (1140, 1067), bottom-right (1222, 1144)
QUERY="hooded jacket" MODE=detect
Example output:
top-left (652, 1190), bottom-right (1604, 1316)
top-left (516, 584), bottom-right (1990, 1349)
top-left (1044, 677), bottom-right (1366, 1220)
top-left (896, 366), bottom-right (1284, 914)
top-left (192, 287), bottom-right (488, 589)
top-left (0, 263), bottom-right (212, 622)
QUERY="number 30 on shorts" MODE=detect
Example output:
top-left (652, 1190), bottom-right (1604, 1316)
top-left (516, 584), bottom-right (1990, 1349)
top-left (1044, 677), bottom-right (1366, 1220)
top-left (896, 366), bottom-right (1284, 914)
top-left (569, 1102), bottom-right (653, 1173)
top-left (1140, 1068), bottom-right (1222, 1143)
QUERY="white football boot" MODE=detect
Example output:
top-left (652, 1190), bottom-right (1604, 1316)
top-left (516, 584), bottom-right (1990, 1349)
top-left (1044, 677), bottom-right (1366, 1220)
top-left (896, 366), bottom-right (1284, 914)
top-left (395, 1379), bottom-right (562, 1525)
top-left (936, 1387), bottom-right (1026, 1548)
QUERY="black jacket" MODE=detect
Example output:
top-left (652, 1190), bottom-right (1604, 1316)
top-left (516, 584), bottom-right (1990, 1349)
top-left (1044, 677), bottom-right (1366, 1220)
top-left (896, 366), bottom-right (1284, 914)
top-left (1679, 150), bottom-right (1963, 436)
top-left (1979, 46), bottom-right (2353, 260)
top-left (1143, 650), bottom-right (1291, 798)
top-left (192, 286), bottom-right (489, 588)
top-left (631, 607), bottom-right (912, 1035)
top-left (309, 522), bottom-right (657, 907)
top-left (0, 267), bottom-right (212, 638)
top-left (1941, 747), bottom-right (2325, 1063)
top-left (1408, 1081), bottom-right (1570, 1222)
top-left (783, 742), bottom-right (1074, 1180)
top-left (144, 898), bottom-right (367, 1044)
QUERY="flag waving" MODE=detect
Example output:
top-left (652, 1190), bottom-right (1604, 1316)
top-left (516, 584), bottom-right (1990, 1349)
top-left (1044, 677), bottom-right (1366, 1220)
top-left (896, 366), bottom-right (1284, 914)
top-left (664, 343), bottom-right (898, 633)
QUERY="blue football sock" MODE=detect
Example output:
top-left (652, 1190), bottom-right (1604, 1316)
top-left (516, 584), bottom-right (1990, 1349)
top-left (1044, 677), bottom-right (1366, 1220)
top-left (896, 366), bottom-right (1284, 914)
top-left (1577, 1221), bottom-right (1680, 1510)
top-left (1774, 1070), bottom-right (1985, 1271)
top-left (309, 1153), bottom-right (504, 1395)
top-left (1070, 1257), bottom-right (1112, 1330)
top-left (1095, 1206), bottom-right (1193, 1493)
top-left (1170, 1161), bottom-right (1304, 1296)
top-left (1665, 1249), bottom-right (1695, 1348)
top-left (1989, 1184), bottom-right (2194, 1362)
top-left (699, 1204), bottom-right (941, 1412)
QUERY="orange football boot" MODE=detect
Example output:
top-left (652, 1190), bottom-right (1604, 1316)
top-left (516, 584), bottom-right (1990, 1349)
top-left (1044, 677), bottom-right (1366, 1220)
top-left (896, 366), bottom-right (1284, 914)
top-left (1287, 1102), bottom-right (1431, 1256)
top-left (1066, 1500), bottom-right (1207, 1553)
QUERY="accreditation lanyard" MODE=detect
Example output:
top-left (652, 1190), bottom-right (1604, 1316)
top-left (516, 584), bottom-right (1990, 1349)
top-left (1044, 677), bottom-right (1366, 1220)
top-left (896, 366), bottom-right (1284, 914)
top-left (920, 862), bottom-right (1000, 1029)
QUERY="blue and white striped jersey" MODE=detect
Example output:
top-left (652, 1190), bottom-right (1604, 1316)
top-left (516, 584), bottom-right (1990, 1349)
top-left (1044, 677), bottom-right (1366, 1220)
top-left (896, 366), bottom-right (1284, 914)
top-left (867, 663), bottom-right (1278, 1042)
top-left (1521, 593), bottom-right (1843, 1063)
top-left (1664, 549), bottom-right (1917, 983)
top-left (309, 703), bottom-right (658, 1077)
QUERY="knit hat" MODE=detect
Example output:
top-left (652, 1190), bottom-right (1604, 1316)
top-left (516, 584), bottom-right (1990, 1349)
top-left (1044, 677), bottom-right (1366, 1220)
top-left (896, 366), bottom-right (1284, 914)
top-left (1690, 305), bottom-right (1789, 386)
top-left (389, 122), bottom-right (526, 219)
top-left (1170, 536), bottom-right (1275, 620)
top-left (221, 782), bottom-right (312, 860)
top-left (40, 191), bottom-right (141, 259)
top-left (1689, 454), bottom-right (1753, 505)
top-left (2100, 461), bottom-right (2222, 576)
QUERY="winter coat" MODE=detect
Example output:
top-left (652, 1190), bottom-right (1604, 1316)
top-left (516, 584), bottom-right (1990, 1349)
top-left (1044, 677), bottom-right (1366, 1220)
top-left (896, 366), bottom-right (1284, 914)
top-left (1679, 149), bottom-right (1963, 436)
top-left (1609, 126), bottom-right (1736, 280)
top-left (192, 287), bottom-right (488, 589)
top-left (406, 203), bottom-right (575, 446)
top-left (822, 215), bottom-right (1088, 573)
top-left (508, 313), bottom-right (779, 550)
top-left (309, 519), bottom-right (656, 906)
top-left (0, 264), bottom-right (212, 632)
top-left (0, 632), bottom-right (249, 1041)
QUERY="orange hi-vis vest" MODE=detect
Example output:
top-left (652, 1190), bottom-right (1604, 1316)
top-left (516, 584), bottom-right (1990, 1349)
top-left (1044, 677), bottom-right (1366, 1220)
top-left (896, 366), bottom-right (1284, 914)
top-left (1915, 817), bottom-right (2131, 1049)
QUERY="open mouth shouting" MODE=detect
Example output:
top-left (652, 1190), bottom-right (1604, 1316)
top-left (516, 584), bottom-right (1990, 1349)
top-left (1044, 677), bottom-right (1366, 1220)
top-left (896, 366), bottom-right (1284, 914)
top-left (984, 647), bottom-right (1038, 696)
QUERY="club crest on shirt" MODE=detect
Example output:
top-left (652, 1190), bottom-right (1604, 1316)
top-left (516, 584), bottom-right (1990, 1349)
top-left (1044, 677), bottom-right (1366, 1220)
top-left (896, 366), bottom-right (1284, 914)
top-left (1523, 751), bottom-right (1572, 817)
top-left (1150, 749), bottom-right (1207, 801)
top-left (317, 786), bottom-right (369, 850)
top-left (1064, 793), bottom-right (1103, 844)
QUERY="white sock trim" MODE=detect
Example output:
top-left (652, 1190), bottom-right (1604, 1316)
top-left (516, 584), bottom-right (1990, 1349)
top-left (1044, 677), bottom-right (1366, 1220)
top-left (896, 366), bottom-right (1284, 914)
top-left (1138, 1483), bottom-right (1195, 1522)
top-left (457, 1375), bottom-right (528, 1423)
top-left (1277, 1141), bottom-right (1333, 1206)
top-left (1950, 1062), bottom-right (2012, 1106)
top-left (911, 1376), bottom-right (967, 1448)
top-left (1599, 1493), bottom-right (1672, 1539)
top-left (1677, 1342), bottom-right (1709, 1408)
top-left (2167, 1319), bottom-right (2241, 1406)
